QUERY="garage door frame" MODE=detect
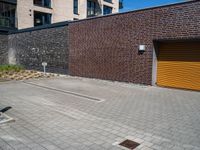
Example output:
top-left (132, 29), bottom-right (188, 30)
top-left (152, 38), bottom-right (200, 91)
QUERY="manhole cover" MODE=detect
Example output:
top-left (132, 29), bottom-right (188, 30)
top-left (119, 139), bottom-right (140, 149)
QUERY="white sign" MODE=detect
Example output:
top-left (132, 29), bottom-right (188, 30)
top-left (42, 62), bottom-right (47, 66)
top-left (42, 62), bottom-right (47, 74)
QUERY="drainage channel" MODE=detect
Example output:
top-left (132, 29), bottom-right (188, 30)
top-left (23, 81), bottom-right (105, 103)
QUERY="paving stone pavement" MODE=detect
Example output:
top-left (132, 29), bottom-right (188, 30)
top-left (0, 77), bottom-right (200, 150)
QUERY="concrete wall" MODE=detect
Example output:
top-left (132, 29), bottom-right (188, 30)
top-left (68, 1), bottom-right (200, 85)
top-left (8, 25), bottom-right (69, 74)
top-left (52, 0), bottom-right (75, 22)
top-left (0, 34), bottom-right (8, 65)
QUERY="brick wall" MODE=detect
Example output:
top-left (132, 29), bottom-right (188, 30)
top-left (8, 25), bottom-right (69, 74)
top-left (0, 1), bottom-right (199, 84)
top-left (0, 34), bottom-right (8, 65)
top-left (68, 1), bottom-right (200, 85)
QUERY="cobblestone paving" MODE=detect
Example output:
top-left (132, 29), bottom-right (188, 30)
top-left (0, 77), bottom-right (200, 150)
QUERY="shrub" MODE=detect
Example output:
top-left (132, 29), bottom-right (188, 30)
top-left (0, 65), bottom-right (24, 72)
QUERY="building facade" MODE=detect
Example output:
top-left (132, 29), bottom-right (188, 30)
top-left (1, 1), bottom-right (199, 91)
top-left (0, 0), bottom-right (119, 30)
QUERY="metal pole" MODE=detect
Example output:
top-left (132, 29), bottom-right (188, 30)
top-left (44, 66), bottom-right (46, 75)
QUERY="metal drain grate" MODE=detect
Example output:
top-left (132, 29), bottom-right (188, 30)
top-left (119, 139), bottom-right (140, 149)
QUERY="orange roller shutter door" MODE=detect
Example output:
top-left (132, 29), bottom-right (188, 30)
top-left (157, 41), bottom-right (200, 91)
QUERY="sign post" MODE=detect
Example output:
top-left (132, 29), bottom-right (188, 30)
top-left (42, 62), bottom-right (47, 75)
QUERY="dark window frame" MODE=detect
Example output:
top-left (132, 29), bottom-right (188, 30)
top-left (104, 0), bottom-right (112, 4)
top-left (103, 5), bottom-right (112, 15)
top-left (87, 0), bottom-right (97, 17)
top-left (0, 1), bottom-right (16, 28)
top-left (33, 0), bottom-right (51, 8)
top-left (34, 11), bottom-right (51, 27)
top-left (73, 0), bottom-right (79, 14)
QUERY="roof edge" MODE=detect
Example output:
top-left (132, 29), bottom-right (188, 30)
top-left (9, 21), bottom-right (69, 34)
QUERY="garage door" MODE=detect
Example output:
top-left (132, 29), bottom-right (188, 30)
top-left (157, 41), bottom-right (200, 91)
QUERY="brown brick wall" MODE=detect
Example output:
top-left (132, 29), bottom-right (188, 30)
top-left (68, 1), bottom-right (200, 85)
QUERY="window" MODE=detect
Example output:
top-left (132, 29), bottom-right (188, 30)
top-left (74, 0), bottom-right (78, 14)
top-left (119, 0), bottom-right (123, 9)
top-left (103, 5), bottom-right (112, 15)
top-left (104, 0), bottom-right (112, 3)
top-left (34, 0), bottom-right (51, 8)
top-left (87, 0), bottom-right (97, 17)
top-left (34, 11), bottom-right (51, 27)
top-left (0, 2), bottom-right (16, 28)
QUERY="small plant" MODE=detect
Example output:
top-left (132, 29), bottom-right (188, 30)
top-left (0, 65), bottom-right (54, 81)
top-left (0, 65), bottom-right (24, 72)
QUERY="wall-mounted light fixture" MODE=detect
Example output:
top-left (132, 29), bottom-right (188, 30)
top-left (139, 45), bottom-right (146, 53)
